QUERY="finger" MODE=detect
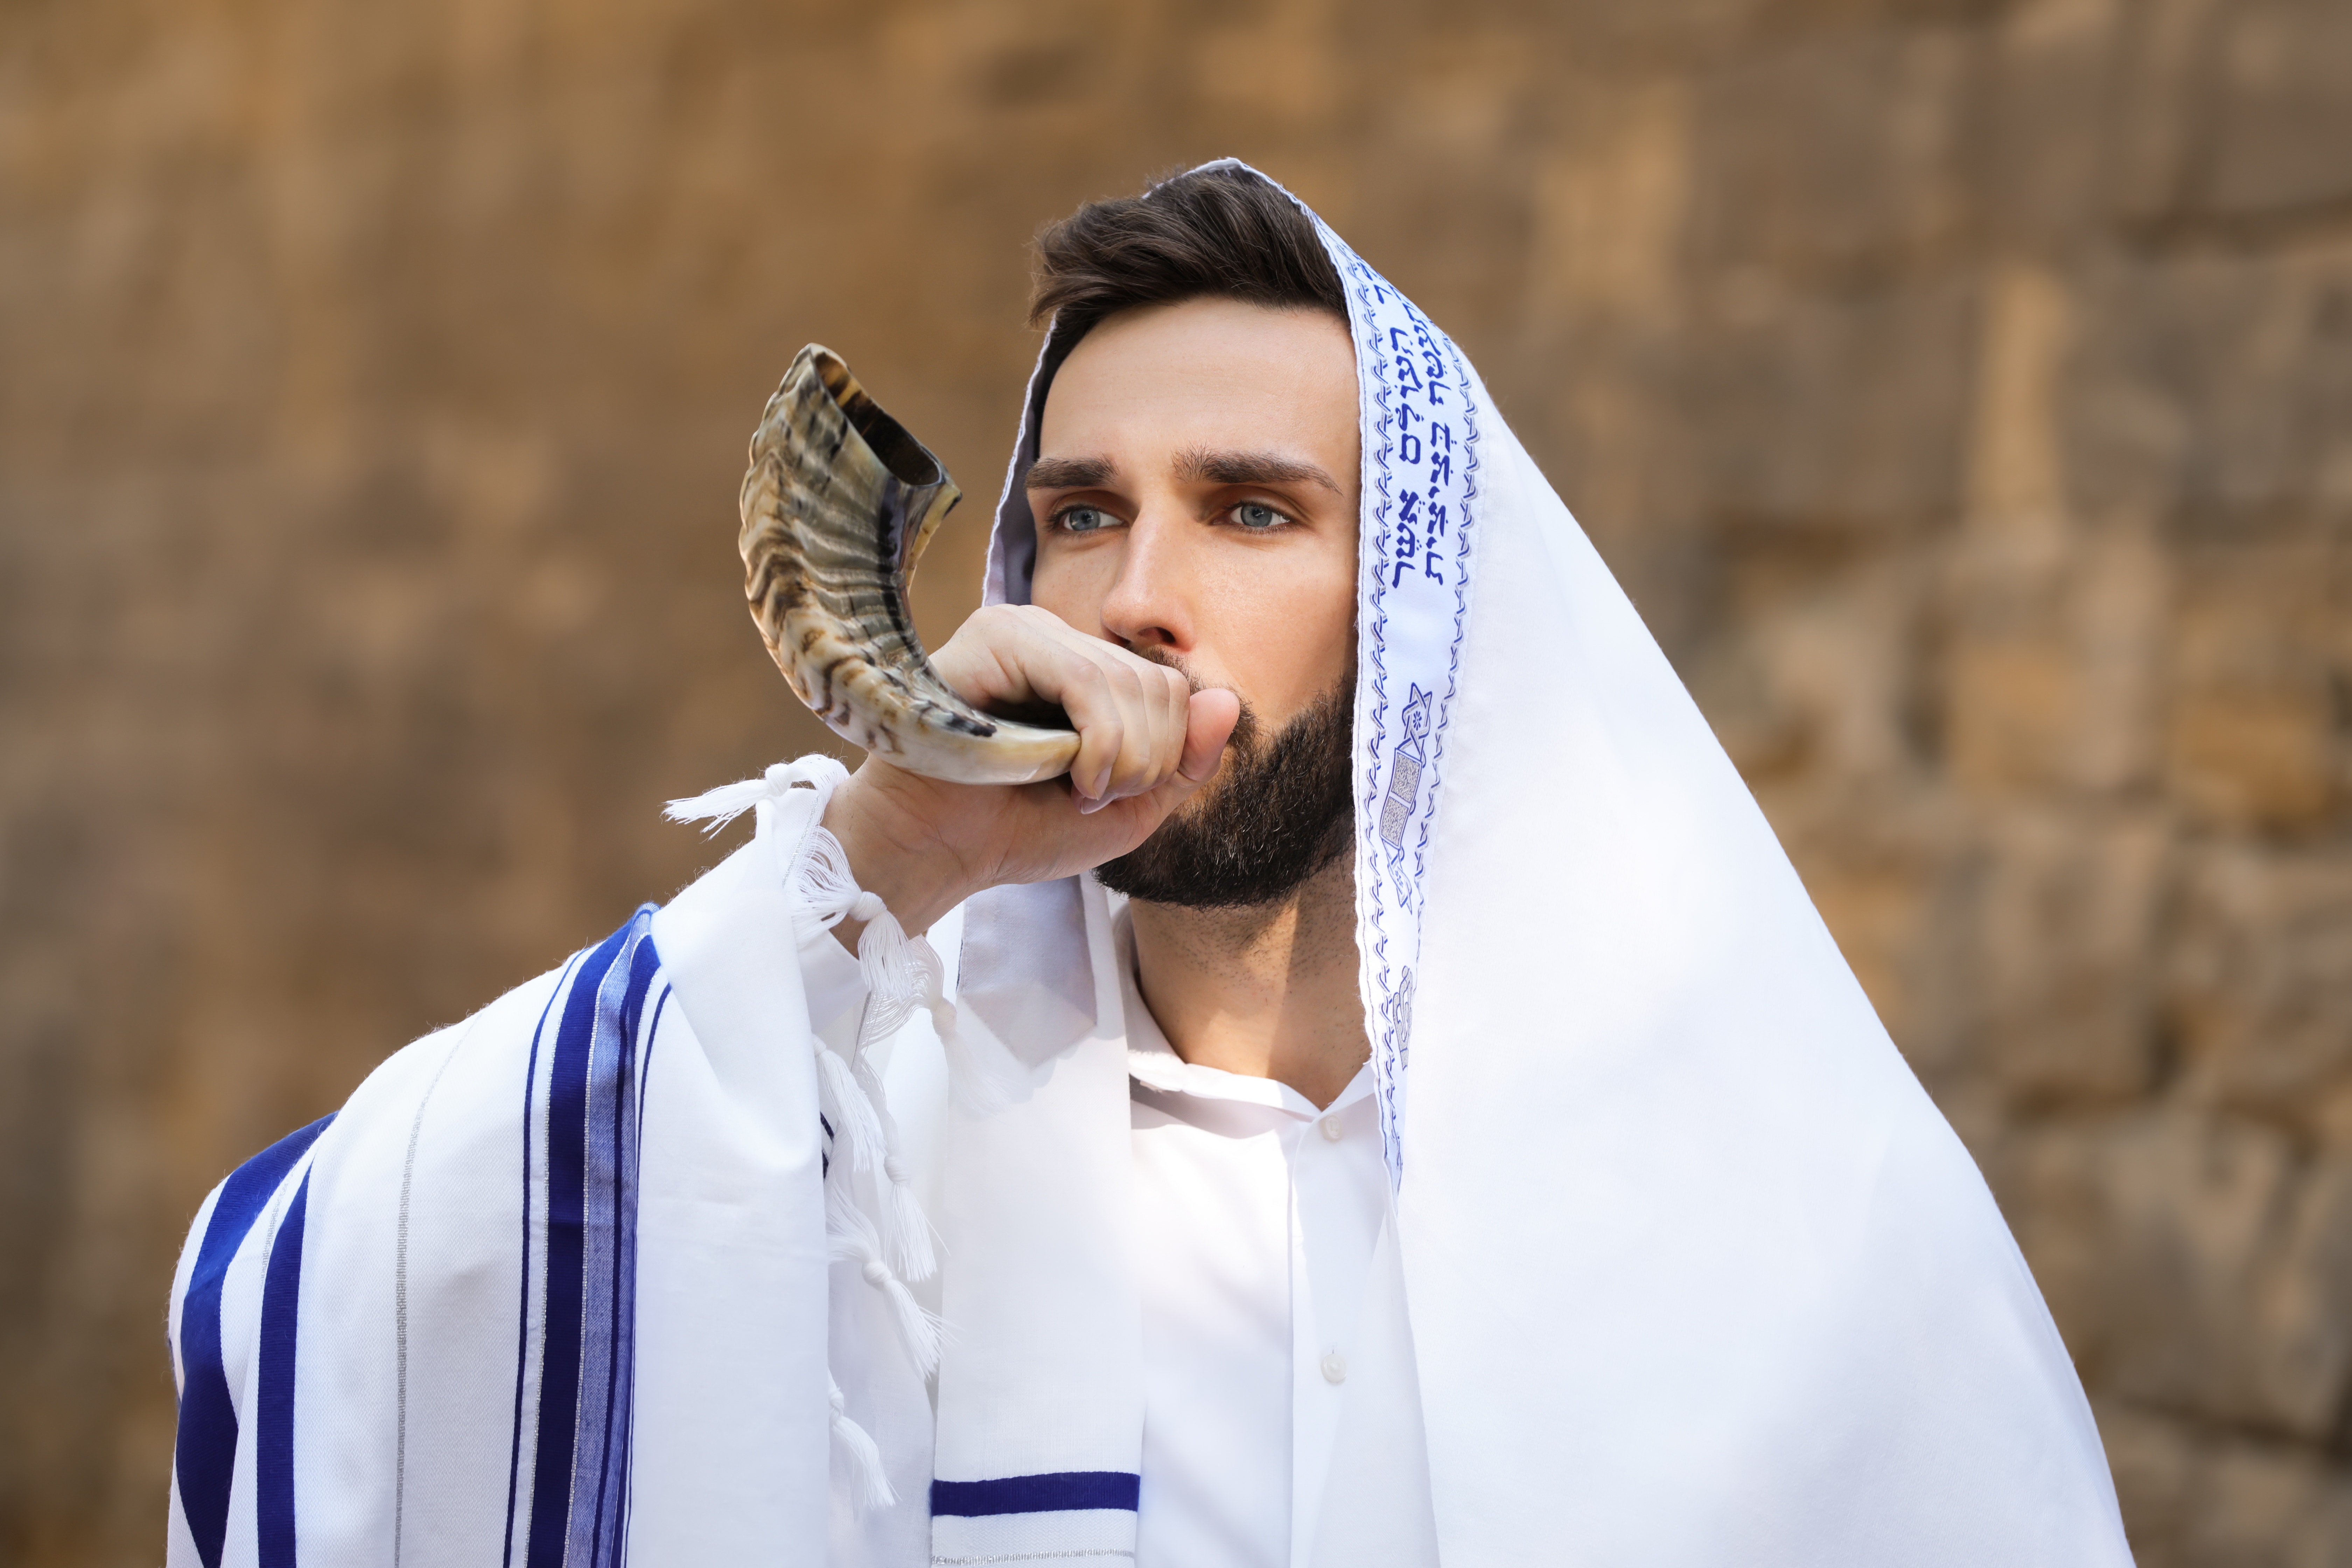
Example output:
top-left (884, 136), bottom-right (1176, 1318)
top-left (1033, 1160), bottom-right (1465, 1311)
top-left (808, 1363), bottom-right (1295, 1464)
top-left (1059, 689), bottom-right (1240, 853)
top-left (1112, 660), bottom-right (1185, 801)
top-left (1068, 703), bottom-right (1124, 808)
top-left (1023, 636), bottom-right (1139, 804)
top-left (1100, 660), bottom-right (1163, 802)
top-left (1057, 641), bottom-right (1186, 803)
top-left (962, 609), bottom-right (1190, 805)
top-left (1179, 688), bottom-right (1242, 783)
top-left (1152, 663), bottom-right (1194, 791)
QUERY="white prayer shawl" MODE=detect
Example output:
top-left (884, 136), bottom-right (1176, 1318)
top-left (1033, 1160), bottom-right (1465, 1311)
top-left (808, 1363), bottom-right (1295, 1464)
top-left (167, 161), bottom-right (2133, 1567)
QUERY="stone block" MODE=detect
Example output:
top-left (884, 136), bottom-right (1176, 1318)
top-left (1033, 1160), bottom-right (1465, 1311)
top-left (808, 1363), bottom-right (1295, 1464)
top-left (2108, 0), bottom-right (2230, 222)
top-left (2065, 249), bottom-right (2352, 526)
top-left (2001, 1112), bottom-right (2352, 1438)
top-left (2093, 0), bottom-right (2352, 224)
top-left (1940, 529), bottom-right (2169, 797)
top-left (1528, 78), bottom-right (1693, 332)
top-left (1688, 534), bottom-right (1929, 784)
top-left (1686, 273), bottom-right (1978, 527)
top-left (2161, 542), bottom-right (2348, 833)
top-left (1974, 0), bottom-right (2128, 248)
top-left (2101, 1402), bottom-right (2352, 1568)
top-left (1961, 806), bottom-right (2166, 1105)
top-left (2168, 846), bottom-right (2352, 1122)
top-left (2153, 0), bottom-right (2352, 222)
top-left (1688, 21), bottom-right (1974, 277)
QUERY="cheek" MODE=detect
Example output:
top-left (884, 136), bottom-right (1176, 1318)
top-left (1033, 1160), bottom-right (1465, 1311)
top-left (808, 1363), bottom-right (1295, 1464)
top-left (1207, 544), bottom-right (1357, 714)
top-left (1027, 549), bottom-right (1100, 630)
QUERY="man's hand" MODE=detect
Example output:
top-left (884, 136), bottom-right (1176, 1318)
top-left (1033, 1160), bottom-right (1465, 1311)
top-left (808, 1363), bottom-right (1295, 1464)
top-left (820, 604), bottom-right (1242, 936)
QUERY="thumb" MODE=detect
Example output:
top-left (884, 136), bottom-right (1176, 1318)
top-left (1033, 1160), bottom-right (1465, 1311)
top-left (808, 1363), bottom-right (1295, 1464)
top-left (1177, 688), bottom-right (1242, 784)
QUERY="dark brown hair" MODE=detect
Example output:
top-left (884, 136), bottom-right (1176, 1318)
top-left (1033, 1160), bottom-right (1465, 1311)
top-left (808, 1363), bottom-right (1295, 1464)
top-left (1027, 165), bottom-right (1348, 385)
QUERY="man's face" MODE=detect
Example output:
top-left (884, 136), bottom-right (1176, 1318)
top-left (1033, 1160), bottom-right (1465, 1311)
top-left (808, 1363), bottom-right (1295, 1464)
top-left (1028, 295), bottom-right (1359, 751)
top-left (1027, 296), bottom-right (1361, 906)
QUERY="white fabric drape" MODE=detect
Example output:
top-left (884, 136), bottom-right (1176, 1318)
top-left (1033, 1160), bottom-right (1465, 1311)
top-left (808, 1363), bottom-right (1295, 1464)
top-left (939, 159), bottom-right (2135, 1566)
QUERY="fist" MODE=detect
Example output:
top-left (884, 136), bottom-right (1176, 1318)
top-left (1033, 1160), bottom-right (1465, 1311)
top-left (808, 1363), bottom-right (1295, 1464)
top-left (821, 604), bottom-right (1242, 932)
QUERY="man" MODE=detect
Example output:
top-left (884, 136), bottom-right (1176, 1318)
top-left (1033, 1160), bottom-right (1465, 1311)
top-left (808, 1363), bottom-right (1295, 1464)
top-left (167, 162), bottom-right (2134, 1567)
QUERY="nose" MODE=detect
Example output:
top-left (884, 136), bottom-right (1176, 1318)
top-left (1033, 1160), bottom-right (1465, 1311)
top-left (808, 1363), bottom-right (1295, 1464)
top-left (1097, 508), bottom-right (1196, 655)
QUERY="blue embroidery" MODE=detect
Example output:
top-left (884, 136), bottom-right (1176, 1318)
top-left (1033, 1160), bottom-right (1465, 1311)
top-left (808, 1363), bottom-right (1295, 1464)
top-left (1313, 221), bottom-right (1481, 1187)
top-left (1378, 686), bottom-right (1435, 903)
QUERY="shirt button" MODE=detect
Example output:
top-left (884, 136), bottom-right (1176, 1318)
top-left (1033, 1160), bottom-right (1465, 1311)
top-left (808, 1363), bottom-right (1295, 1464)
top-left (1321, 1351), bottom-right (1348, 1385)
top-left (1318, 1116), bottom-right (1343, 1143)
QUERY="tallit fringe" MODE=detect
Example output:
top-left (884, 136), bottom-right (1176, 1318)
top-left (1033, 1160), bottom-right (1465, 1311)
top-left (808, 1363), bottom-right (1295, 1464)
top-left (826, 1177), bottom-right (944, 1374)
top-left (852, 1051), bottom-right (939, 1280)
top-left (666, 753), bottom-right (952, 1514)
top-left (816, 1046), bottom-right (886, 1176)
top-left (661, 763), bottom-right (804, 836)
top-left (828, 1374), bottom-right (896, 1510)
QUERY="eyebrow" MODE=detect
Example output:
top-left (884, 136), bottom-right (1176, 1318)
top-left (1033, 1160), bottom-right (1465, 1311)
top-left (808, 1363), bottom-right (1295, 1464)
top-left (1174, 447), bottom-right (1344, 495)
top-left (1024, 455), bottom-right (1117, 490)
top-left (1023, 449), bottom-right (1342, 495)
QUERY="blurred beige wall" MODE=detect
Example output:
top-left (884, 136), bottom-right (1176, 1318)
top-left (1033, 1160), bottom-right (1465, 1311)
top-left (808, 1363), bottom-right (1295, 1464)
top-left (4, 0), bottom-right (2350, 1562)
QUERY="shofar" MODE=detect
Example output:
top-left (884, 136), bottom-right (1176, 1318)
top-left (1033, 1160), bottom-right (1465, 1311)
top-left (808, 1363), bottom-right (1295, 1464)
top-left (740, 345), bottom-right (1081, 785)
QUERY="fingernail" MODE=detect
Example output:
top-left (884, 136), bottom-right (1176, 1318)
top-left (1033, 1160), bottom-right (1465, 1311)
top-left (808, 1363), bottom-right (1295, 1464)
top-left (1076, 793), bottom-right (1105, 816)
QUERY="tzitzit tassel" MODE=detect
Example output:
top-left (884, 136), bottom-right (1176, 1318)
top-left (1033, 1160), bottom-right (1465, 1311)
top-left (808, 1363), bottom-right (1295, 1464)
top-left (662, 755), bottom-right (852, 836)
top-left (826, 1179), bottom-right (942, 1376)
top-left (852, 1051), bottom-right (937, 1281)
top-left (814, 1047), bottom-right (885, 1176)
top-left (829, 1374), bottom-right (895, 1511)
top-left (671, 755), bottom-right (932, 1521)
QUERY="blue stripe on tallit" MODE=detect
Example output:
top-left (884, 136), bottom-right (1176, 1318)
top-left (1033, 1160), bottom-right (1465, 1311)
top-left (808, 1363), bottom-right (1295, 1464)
top-left (504, 949), bottom-right (584, 1568)
top-left (256, 1169), bottom-right (313, 1568)
top-left (930, 1472), bottom-right (1142, 1517)
top-left (523, 907), bottom-right (663, 1568)
top-left (174, 1113), bottom-right (335, 1568)
top-left (574, 938), bottom-right (658, 1567)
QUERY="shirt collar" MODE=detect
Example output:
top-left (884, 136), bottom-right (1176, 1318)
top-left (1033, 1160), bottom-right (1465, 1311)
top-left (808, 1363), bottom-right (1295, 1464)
top-left (1112, 904), bottom-right (1373, 1119)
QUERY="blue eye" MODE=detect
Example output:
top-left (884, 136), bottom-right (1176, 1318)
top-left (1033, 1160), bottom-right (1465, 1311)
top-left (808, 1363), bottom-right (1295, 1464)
top-left (1236, 503), bottom-right (1283, 530)
top-left (1056, 506), bottom-right (1109, 534)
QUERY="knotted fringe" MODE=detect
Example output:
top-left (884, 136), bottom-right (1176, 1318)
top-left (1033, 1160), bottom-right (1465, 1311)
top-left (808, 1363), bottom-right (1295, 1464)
top-left (829, 1374), bottom-right (895, 1511)
top-left (662, 760), bottom-right (819, 837)
top-left (852, 1052), bottom-right (938, 1279)
top-left (791, 808), bottom-right (1013, 1120)
top-left (814, 1046), bottom-right (886, 1178)
top-left (826, 1177), bottom-right (944, 1375)
top-left (666, 755), bottom-right (953, 1516)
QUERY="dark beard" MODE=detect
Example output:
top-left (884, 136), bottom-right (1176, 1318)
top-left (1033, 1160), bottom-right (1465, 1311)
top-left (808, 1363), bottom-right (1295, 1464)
top-left (1096, 669), bottom-right (1356, 910)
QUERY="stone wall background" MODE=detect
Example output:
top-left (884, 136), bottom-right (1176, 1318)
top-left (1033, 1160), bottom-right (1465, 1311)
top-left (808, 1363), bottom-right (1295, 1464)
top-left (3, 0), bottom-right (2348, 1561)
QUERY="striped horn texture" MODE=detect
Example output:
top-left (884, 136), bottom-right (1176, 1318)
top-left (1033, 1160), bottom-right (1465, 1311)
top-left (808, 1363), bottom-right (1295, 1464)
top-left (740, 345), bottom-right (1080, 784)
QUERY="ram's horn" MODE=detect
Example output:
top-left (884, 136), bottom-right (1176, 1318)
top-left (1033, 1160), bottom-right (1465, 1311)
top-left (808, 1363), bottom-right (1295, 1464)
top-left (740, 344), bottom-right (1081, 786)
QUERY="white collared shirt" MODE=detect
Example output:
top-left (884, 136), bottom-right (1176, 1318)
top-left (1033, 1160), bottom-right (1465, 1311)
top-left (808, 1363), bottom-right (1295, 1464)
top-left (810, 905), bottom-right (1392, 1565)
top-left (1116, 924), bottom-right (1390, 1568)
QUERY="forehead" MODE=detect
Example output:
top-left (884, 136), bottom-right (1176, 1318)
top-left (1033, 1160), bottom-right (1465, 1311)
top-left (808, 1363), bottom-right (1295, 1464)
top-left (1036, 298), bottom-right (1358, 462)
